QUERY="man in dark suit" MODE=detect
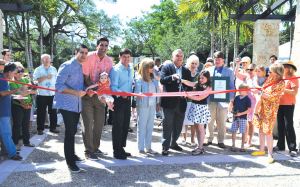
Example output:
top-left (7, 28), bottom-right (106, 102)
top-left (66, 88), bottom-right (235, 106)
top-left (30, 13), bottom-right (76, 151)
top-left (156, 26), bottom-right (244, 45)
top-left (160, 49), bottom-right (192, 156)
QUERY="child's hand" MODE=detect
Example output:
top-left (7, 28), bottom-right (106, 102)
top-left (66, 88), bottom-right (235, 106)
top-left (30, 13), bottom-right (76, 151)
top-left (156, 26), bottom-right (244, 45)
top-left (234, 113), bottom-right (241, 117)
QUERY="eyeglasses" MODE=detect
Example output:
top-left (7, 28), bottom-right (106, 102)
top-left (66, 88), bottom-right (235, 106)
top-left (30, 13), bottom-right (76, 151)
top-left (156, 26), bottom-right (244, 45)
top-left (150, 65), bottom-right (154, 69)
top-left (247, 69), bottom-right (254, 71)
top-left (0, 64), bottom-right (5, 66)
top-left (269, 71), bottom-right (273, 74)
top-left (18, 69), bottom-right (25, 73)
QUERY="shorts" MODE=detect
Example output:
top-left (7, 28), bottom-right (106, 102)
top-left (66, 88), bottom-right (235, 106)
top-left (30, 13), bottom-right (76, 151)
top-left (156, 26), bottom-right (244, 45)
top-left (231, 118), bottom-right (247, 134)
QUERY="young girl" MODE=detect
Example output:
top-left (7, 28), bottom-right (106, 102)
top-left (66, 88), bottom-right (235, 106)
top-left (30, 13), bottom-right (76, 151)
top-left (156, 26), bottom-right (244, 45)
top-left (85, 72), bottom-right (114, 111)
top-left (181, 70), bottom-right (212, 155)
top-left (253, 65), bottom-right (267, 119)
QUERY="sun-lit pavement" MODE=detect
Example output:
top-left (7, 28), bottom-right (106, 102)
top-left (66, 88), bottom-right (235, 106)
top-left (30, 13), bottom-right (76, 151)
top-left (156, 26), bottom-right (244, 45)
top-left (0, 114), bottom-right (300, 186)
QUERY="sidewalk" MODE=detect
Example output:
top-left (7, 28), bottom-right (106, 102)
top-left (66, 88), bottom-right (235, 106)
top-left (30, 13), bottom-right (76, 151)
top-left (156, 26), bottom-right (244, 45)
top-left (0, 115), bottom-right (299, 186)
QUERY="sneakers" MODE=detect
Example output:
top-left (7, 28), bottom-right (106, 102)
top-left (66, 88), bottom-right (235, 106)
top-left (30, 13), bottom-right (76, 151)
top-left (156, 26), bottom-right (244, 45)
top-left (10, 154), bottom-right (23, 161)
top-left (68, 164), bottom-right (81, 173)
top-left (85, 154), bottom-right (99, 161)
top-left (75, 156), bottom-right (86, 163)
top-left (95, 149), bottom-right (108, 155)
top-left (38, 130), bottom-right (43, 135)
top-left (290, 151), bottom-right (297, 157)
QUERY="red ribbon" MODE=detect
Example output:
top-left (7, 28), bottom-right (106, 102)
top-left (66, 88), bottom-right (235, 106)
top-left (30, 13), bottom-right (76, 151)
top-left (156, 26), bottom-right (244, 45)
top-left (1, 76), bottom-right (299, 97)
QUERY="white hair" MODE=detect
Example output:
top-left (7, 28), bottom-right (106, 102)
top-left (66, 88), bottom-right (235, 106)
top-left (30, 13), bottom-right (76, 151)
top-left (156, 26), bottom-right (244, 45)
top-left (172, 49), bottom-right (183, 57)
top-left (186, 55), bottom-right (199, 70)
top-left (41, 54), bottom-right (51, 60)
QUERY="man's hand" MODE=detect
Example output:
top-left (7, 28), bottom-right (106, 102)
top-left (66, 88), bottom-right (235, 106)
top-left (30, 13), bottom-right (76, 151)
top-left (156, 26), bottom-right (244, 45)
top-left (172, 74), bottom-right (180, 80)
top-left (75, 90), bottom-right (86, 97)
top-left (30, 90), bottom-right (38, 95)
top-left (100, 96), bottom-right (106, 103)
top-left (122, 91), bottom-right (128, 99)
top-left (19, 86), bottom-right (28, 92)
top-left (47, 74), bottom-right (53, 79)
top-left (138, 92), bottom-right (144, 98)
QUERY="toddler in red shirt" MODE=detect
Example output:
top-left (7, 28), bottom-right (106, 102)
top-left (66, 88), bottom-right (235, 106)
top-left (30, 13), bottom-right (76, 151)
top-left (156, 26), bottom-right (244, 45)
top-left (85, 72), bottom-right (114, 110)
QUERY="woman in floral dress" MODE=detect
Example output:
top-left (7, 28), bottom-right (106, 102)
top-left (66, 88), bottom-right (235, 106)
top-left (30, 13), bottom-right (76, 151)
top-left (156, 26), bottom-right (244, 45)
top-left (251, 63), bottom-right (285, 163)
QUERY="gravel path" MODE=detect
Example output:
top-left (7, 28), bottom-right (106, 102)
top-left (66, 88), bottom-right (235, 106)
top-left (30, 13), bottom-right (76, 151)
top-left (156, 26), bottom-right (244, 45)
top-left (1, 160), bottom-right (300, 186)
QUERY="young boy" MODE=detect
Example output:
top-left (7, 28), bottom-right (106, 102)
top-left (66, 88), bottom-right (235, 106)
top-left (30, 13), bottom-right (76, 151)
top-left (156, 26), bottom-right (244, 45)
top-left (231, 83), bottom-right (251, 152)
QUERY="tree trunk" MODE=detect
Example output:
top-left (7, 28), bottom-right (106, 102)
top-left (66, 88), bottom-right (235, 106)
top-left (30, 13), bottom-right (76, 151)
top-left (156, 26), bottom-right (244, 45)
top-left (50, 16), bottom-right (54, 62)
top-left (40, 3), bottom-right (43, 63)
top-left (289, 0), bottom-right (294, 58)
top-left (226, 8), bottom-right (230, 68)
top-left (211, 8), bottom-right (215, 56)
top-left (221, 13), bottom-right (224, 53)
top-left (233, 21), bottom-right (240, 60)
top-left (4, 13), bottom-right (14, 62)
top-left (22, 14), bottom-right (30, 75)
top-left (27, 13), bottom-right (34, 78)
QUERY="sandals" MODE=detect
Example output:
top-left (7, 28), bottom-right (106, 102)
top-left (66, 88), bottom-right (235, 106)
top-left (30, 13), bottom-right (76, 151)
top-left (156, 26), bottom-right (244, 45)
top-left (192, 148), bottom-right (204, 155)
top-left (231, 147), bottom-right (236, 152)
top-left (240, 149), bottom-right (246, 152)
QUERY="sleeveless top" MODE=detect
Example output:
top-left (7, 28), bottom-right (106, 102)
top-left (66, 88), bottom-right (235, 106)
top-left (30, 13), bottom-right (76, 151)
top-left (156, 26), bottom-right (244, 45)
top-left (192, 85), bottom-right (209, 105)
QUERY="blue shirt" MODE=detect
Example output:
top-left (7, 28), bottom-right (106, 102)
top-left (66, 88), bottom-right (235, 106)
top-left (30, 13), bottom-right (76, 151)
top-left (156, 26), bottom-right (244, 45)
top-left (213, 65), bottom-right (223, 77)
top-left (53, 58), bottom-right (84, 113)
top-left (233, 95), bottom-right (251, 119)
top-left (33, 64), bottom-right (57, 96)
top-left (110, 62), bottom-right (133, 96)
top-left (0, 74), bottom-right (11, 117)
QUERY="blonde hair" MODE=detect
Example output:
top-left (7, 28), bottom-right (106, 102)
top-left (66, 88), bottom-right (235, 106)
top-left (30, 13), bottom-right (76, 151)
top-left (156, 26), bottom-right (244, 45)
top-left (138, 58), bottom-right (155, 82)
top-left (239, 83), bottom-right (249, 90)
top-left (270, 63), bottom-right (284, 80)
top-left (186, 55), bottom-right (199, 70)
top-left (203, 62), bottom-right (213, 69)
top-left (255, 65), bottom-right (266, 76)
top-left (163, 60), bottom-right (172, 66)
top-left (14, 62), bottom-right (24, 69)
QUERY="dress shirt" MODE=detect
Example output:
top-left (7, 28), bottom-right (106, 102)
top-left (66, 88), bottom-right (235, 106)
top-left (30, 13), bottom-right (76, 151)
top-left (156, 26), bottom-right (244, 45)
top-left (53, 58), bottom-right (84, 113)
top-left (110, 62), bottom-right (133, 96)
top-left (213, 65), bottom-right (223, 77)
top-left (33, 64), bottom-right (57, 96)
top-left (82, 52), bottom-right (113, 85)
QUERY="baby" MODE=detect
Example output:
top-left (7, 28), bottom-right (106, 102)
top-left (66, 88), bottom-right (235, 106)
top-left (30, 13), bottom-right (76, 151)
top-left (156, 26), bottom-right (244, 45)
top-left (253, 65), bottom-right (267, 119)
top-left (85, 72), bottom-right (114, 111)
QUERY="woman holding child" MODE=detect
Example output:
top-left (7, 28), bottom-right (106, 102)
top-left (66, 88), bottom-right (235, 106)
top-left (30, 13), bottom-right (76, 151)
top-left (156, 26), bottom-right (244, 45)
top-left (135, 58), bottom-right (160, 157)
top-left (252, 63), bottom-right (285, 163)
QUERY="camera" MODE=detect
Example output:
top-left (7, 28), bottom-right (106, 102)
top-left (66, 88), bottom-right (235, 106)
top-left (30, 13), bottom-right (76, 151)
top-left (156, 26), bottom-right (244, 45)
top-left (231, 110), bottom-right (241, 125)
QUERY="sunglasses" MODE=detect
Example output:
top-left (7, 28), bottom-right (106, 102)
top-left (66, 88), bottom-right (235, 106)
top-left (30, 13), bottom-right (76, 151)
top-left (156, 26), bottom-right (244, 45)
top-left (269, 71), bottom-right (273, 74)
top-left (150, 64), bottom-right (154, 69)
top-left (18, 69), bottom-right (25, 73)
top-left (247, 69), bottom-right (254, 71)
top-left (0, 64), bottom-right (5, 66)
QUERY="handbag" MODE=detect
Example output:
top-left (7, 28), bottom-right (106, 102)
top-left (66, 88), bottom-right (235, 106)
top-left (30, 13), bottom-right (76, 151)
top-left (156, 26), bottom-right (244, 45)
top-left (15, 96), bottom-right (33, 109)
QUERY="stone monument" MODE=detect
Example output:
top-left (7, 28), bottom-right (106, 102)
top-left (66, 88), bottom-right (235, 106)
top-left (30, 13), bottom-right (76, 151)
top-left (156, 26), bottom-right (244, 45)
top-left (253, 20), bottom-right (281, 66)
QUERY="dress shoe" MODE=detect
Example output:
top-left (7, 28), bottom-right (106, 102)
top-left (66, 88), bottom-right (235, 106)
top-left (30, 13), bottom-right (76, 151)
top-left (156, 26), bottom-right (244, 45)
top-left (122, 151), bottom-right (131, 157)
top-left (162, 150), bottom-right (169, 156)
top-left (114, 154), bottom-right (127, 160)
top-left (50, 129), bottom-right (60, 133)
top-left (170, 145), bottom-right (183, 151)
top-left (273, 146), bottom-right (284, 151)
top-left (38, 130), bottom-right (43, 135)
top-left (218, 143), bottom-right (226, 148)
top-left (203, 141), bottom-right (212, 146)
top-left (56, 124), bottom-right (61, 127)
top-left (44, 125), bottom-right (50, 129)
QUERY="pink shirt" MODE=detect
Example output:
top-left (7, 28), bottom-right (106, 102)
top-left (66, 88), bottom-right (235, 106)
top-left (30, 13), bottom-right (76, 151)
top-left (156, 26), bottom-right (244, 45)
top-left (82, 52), bottom-right (113, 84)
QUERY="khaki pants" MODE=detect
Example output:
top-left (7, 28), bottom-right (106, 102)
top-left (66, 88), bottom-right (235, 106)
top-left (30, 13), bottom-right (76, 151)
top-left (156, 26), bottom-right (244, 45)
top-left (207, 101), bottom-right (228, 143)
top-left (81, 94), bottom-right (105, 154)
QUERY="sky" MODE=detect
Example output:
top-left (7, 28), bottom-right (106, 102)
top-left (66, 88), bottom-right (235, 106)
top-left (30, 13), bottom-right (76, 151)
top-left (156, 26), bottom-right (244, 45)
top-left (93, 0), bottom-right (161, 46)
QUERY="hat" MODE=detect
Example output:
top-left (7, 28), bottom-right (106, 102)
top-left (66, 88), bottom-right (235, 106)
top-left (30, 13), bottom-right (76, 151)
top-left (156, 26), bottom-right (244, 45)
top-left (190, 51), bottom-right (196, 56)
top-left (241, 57), bottom-right (251, 64)
top-left (282, 60), bottom-right (297, 71)
top-left (206, 57), bottom-right (214, 62)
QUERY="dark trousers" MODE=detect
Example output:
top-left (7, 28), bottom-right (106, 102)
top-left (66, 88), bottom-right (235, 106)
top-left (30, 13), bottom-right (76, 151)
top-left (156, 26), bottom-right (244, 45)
top-left (61, 109), bottom-right (80, 165)
top-left (11, 104), bottom-right (31, 145)
top-left (276, 105), bottom-right (297, 151)
top-left (36, 95), bottom-right (57, 131)
top-left (112, 96), bottom-right (131, 156)
top-left (162, 99), bottom-right (185, 150)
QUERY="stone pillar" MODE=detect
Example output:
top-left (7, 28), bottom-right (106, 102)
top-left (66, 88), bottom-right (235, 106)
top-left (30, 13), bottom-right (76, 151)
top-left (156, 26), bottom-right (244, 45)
top-left (253, 20), bottom-right (281, 66)
top-left (0, 10), bottom-right (3, 60)
top-left (291, 0), bottom-right (300, 150)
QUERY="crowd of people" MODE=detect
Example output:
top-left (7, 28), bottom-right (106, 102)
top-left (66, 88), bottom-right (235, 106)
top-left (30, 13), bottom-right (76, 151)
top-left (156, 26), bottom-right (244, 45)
top-left (0, 37), bottom-right (299, 173)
